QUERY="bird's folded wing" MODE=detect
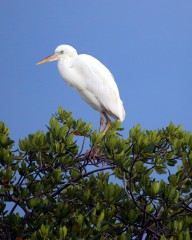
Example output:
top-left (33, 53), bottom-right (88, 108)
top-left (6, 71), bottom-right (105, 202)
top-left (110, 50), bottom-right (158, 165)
top-left (75, 54), bottom-right (125, 121)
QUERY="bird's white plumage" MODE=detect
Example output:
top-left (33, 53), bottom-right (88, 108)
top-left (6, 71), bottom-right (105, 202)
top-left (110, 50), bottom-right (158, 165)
top-left (55, 45), bottom-right (125, 121)
top-left (37, 45), bottom-right (125, 131)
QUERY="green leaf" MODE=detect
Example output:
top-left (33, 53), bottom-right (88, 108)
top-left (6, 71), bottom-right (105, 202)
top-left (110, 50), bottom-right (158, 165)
top-left (39, 224), bottom-right (50, 237)
top-left (129, 209), bottom-right (136, 224)
top-left (63, 226), bottom-right (67, 238)
top-left (179, 232), bottom-right (183, 240)
top-left (186, 231), bottom-right (190, 240)
top-left (91, 131), bottom-right (105, 145)
top-left (168, 174), bottom-right (178, 185)
top-left (151, 181), bottom-right (160, 194)
top-left (160, 236), bottom-right (166, 240)
top-left (97, 211), bottom-right (105, 229)
top-left (21, 160), bottom-right (26, 170)
top-left (29, 197), bottom-right (41, 208)
top-left (154, 165), bottom-right (166, 174)
top-left (71, 169), bottom-right (79, 179)
top-left (108, 182), bottom-right (115, 197)
top-left (59, 125), bottom-right (68, 137)
top-left (120, 233), bottom-right (127, 240)
top-left (77, 214), bottom-right (84, 226)
top-left (84, 189), bottom-right (91, 201)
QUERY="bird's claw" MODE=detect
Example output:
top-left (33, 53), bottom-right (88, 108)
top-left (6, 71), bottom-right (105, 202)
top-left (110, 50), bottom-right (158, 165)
top-left (84, 147), bottom-right (99, 162)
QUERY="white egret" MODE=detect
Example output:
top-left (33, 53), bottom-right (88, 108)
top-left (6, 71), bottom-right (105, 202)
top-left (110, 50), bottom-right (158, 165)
top-left (37, 45), bottom-right (125, 132)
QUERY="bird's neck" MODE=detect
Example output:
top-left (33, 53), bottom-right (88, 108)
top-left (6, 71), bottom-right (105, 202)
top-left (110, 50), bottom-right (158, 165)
top-left (57, 59), bottom-right (75, 85)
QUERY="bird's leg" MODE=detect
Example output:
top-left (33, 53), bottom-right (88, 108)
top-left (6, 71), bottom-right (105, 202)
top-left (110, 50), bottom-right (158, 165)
top-left (99, 113), bottom-right (105, 132)
top-left (84, 113), bottom-right (104, 161)
top-left (84, 113), bottom-right (110, 164)
top-left (103, 113), bottom-right (111, 133)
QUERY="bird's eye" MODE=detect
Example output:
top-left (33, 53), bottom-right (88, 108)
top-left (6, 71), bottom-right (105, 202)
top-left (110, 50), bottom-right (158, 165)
top-left (60, 50), bottom-right (64, 54)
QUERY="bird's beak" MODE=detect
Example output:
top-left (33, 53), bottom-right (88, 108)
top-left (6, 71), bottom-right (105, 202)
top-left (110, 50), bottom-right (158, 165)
top-left (37, 53), bottom-right (58, 65)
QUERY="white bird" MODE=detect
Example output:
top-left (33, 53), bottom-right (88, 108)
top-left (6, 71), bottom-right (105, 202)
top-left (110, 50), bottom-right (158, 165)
top-left (37, 45), bottom-right (125, 132)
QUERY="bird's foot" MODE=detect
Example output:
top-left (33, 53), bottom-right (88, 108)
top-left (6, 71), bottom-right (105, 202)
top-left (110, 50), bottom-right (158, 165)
top-left (84, 147), bottom-right (109, 166)
top-left (84, 147), bottom-right (99, 163)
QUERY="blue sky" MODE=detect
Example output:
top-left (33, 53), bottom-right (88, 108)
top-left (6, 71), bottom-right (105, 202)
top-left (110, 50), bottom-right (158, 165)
top-left (1, 1), bottom-right (192, 143)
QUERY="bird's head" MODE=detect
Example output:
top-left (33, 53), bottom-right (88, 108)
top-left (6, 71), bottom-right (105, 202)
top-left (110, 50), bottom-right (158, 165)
top-left (37, 45), bottom-right (77, 65)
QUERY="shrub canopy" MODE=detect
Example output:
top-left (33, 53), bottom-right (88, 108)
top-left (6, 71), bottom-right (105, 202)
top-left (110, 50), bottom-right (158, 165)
top-left (0, 107), bottom-right (192, 239)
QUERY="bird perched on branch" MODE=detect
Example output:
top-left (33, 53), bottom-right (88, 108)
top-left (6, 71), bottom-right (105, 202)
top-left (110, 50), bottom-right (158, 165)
top-left (37, 45), bottom-right (125, 132)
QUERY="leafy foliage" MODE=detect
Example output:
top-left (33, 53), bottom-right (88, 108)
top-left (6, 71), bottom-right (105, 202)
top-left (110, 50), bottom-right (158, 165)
top-left (0, 107), bottom-right (192, 239)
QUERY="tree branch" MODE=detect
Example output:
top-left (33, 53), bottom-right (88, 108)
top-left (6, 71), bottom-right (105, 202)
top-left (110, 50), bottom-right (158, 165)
top-left (51, 166), bottom-right (114, 198)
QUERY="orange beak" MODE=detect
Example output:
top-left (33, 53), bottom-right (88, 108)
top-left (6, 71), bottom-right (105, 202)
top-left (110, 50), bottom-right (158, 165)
top-left (37, 53), bottom-right (58, 65)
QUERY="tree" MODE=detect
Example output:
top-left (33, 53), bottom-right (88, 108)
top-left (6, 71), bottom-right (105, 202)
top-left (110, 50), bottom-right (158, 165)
top-left (0, 107), bottom-right (192, 240)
